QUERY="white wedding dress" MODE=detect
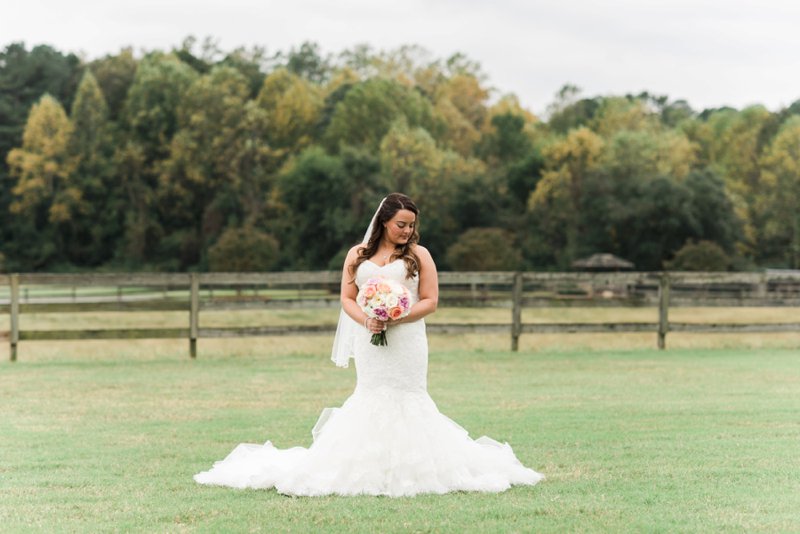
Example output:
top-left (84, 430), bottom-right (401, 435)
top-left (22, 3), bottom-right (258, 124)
top-left (194, 259), bottom-right (543, 496)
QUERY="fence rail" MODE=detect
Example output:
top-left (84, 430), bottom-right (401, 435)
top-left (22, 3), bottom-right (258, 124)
top-left (2, 270), bottom-right (799, 361)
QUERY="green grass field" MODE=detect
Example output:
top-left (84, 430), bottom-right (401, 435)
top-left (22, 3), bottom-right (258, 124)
top-left (1, 340), bottom-right (799, 533)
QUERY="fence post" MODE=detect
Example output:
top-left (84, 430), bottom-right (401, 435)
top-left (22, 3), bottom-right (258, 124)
top-left (511, 272), bottom-right (523, 351)
top-left (190, 273), bottom-right (199, 359)
top-left (756, 272), bottom-right (767, 300)
top-left (658, 272), bottom-right (670, 350)
top-left (10, 274), bottom-right (19, 362)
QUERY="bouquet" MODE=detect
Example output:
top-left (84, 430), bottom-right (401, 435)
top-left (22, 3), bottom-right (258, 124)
top-left (356, 276), bottom-right (412, 346)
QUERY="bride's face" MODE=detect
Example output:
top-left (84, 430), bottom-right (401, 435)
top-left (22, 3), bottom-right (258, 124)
top-left (383, 209), bottom-right (416, 245)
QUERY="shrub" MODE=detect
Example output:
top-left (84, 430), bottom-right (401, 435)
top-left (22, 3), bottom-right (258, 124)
top-left (446, 228), bottom-right (522, 271)
top-left (208, 227), bottom-right (280, 272)
top-left (665, 240), bottom-right (731, 271)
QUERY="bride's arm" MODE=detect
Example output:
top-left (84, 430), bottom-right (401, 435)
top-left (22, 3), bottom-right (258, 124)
top-left (340, 245), bottom-right (384, 333)
top-left (393, 245), bottom-right (438, 324)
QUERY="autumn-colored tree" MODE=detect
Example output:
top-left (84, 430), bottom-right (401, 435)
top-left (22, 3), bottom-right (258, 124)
top-left (758, 116), bottom-right (800, 267)
top-left (6, 94), bottom-right (76, 266)
top-left (602, 129), bottom-right (696, 182)
top-left (590, 96), bottom-right (659, 137)
top-left (8, 95), bottom-right (77, 219)
top-left (257, 68), bottom-right (322, 154)
top-left (527, 127), bottom-right (604, 265)
top-left (1, 40), bottom-right (795, 273)
top-left (693, 106), bottom-right (776, 257)
top-left (432, 97), bottom-right (480, 156)
top-left (0, 44), bottom-right (82, 267)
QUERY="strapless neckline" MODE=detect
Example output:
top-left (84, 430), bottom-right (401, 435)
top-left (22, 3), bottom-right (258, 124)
top-left (364, 258), bottom-right (402, 268)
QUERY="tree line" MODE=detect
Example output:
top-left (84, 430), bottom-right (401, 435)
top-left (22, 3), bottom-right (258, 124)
top-left (1, 38), bottom-right (798, 273)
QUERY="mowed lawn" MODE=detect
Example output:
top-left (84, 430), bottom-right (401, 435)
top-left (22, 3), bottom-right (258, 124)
top-left (1, 342), bottom-right (799, 533)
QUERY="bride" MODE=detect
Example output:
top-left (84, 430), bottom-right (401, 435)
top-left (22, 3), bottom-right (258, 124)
top-left (194, 193), bottom-right (544, 496)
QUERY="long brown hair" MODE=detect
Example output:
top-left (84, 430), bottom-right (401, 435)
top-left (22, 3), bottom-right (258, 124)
top-left (350, 193), bottom-right (420, 280)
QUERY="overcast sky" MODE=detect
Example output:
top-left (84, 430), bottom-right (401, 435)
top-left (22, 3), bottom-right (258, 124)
top-left (4, 0), bottom-right (800, 116)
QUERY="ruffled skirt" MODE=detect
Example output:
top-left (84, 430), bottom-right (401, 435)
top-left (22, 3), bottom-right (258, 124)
top-left (193, 385), bottom-right (543, 497)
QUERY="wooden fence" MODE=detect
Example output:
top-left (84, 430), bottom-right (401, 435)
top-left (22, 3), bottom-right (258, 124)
top-left (1, 270), bottom-right (799, 361)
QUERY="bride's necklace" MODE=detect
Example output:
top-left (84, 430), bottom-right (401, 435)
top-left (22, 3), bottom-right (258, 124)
top-left (377, 246), bottom-right (396, 265)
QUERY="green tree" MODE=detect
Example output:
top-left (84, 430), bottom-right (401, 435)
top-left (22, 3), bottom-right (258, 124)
top-left (218, 45), bottom-right (273, 98)
top-left (115, 140), bottom-right (157, 264)
top-left (88, 48), bottom-right (138, 121)
top-left (0, 43), bottom-right (81, 161)
top-left (478, 113), bottom-right (532, 165)
top-left (683, 169), bottom-right (741, 253)
top-left (119, 53), bottom-right (198, 263)
top-left (157, 66), bottom-right (275, 269)
top-left (285, 41), bottom-right (332, 84)
top-left (377, 120), bottom-right (488, 262)
top-left (576, 166), bottom-right (740, 271)
top-left (67, 71), bottom-right (121, 265)
top-left (276, 147), bottom-right (358, 268)
top-left (546, 85), bottom-right (601, 134)
top-left (123, 53), bottom-right (198, 163)
top-left (323, 78), bottom-right (434, 152)
top-left (378, 120), bottom-right (442, 196)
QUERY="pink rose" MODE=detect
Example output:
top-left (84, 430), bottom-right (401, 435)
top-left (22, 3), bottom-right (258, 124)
top-left (388, 306), bottom-right (403, 320)
top-left (363, 286), bottom-right (376, 298)
top-left (377, 283), bottom-right (392, 293)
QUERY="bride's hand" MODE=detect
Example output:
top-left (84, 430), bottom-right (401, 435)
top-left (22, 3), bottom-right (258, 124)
top-left (366, 318), bottom-right (387, 333)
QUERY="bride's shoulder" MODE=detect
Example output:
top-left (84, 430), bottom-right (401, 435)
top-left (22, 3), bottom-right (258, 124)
top-left (410, 244), bottom-right (435, 266)
top-left (342, 245), bottom-right (365, 273)
top-left (346, 244), bottom-right (365, 260)
top-left (410, 243), bottom-right (431, 258)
